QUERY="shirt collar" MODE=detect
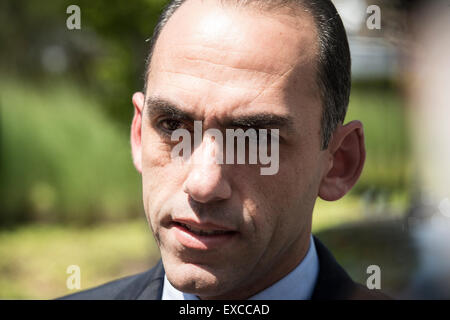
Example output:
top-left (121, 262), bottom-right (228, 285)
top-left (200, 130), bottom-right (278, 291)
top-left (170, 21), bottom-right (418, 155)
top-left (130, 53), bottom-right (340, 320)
top-left (162, 234), bottom-right (319, 300)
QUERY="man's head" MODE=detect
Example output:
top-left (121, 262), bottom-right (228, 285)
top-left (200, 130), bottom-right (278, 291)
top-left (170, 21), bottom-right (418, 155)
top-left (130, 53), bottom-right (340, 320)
top-left (130, 0), bottom-right (365, 299)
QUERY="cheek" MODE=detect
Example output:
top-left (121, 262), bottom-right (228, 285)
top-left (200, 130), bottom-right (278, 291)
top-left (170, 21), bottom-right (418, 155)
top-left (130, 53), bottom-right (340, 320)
top-left (141, 129), bottom-right (173, 170)
top-left (140, 130), bottom-right (181, 219)
top-left (235, 170), bottom-right (288, 240)
top-left (237, 150), bottom-right (318, 235)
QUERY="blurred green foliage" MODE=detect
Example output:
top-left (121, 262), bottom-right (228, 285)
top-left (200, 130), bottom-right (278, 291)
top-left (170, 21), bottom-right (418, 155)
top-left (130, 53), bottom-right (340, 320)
top-left (1, 0), bottom-right (171, 225)
top-left (0, 0), bottom-right (167, 124)
top-left (0, 79), bottom-right (142, 225)
top-left (347, 81), bottom-right (411, 197)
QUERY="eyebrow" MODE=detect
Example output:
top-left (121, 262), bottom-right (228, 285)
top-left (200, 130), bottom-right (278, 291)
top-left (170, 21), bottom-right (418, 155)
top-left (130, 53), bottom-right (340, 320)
top-left (228, 114), bottom-right (294, 132)
top-left (146, 97), bottom-right (195, 121)
top-left (145, 97), bottom-right (295, 134)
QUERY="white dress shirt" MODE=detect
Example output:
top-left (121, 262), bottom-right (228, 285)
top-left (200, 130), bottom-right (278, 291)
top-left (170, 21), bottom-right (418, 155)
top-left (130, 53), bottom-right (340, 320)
top-left (162, 235), bottom-right (319, 300)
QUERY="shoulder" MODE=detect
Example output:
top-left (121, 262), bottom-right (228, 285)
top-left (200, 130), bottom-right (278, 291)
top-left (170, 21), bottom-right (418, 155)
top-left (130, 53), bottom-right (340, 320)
top-left (350, 283), bottom-right (391, 300)
top-left (312, 236), bottom-right (391, 300)
top-left (58, 260), bottom-right (165, 300)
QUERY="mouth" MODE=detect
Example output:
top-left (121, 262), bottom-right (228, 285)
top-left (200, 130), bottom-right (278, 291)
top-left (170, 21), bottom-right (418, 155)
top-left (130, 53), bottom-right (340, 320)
top-left (171, 220), bottom-right (238, 250)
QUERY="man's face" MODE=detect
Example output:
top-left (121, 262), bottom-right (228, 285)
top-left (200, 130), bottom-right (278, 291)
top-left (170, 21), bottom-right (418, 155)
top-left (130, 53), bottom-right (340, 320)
top-left (139, 0), bottom-right (330, 299)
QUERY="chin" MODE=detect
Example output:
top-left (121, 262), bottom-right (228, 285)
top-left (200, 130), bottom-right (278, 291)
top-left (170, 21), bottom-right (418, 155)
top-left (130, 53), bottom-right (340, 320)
top-left (164, 258), bottom-right (232, 297)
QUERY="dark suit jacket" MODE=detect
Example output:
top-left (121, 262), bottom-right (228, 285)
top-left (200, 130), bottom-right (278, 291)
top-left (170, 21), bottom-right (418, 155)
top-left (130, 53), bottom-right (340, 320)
top-left (60, 236), bottom-right (389, 300)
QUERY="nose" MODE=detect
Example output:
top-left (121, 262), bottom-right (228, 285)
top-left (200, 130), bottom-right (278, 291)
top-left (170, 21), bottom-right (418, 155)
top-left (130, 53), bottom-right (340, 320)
top-left (182, 135), bottom-right (232, 203)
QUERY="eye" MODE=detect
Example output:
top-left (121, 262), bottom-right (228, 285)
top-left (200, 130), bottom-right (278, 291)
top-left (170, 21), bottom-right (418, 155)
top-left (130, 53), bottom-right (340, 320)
top-left (159, 119), bottom-right (183, 132)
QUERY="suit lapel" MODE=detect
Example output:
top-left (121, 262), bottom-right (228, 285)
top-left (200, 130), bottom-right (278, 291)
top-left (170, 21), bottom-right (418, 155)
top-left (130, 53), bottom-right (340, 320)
top-left (311, 236), bottom-right (356, 299)
top-left (136, 260), bottom-right (165, 300)
top-left (114, 260), bottom-right (165, 300)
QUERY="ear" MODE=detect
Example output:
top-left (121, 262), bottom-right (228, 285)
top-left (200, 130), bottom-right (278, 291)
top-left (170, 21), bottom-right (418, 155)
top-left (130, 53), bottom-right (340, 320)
top-left (318, 120), bottom-right (366, 201)
top-left (131, 92), bottom-right (145, 173)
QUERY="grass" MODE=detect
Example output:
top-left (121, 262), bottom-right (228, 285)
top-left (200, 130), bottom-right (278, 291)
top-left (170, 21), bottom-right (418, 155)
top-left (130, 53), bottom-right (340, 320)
top-left (0, 219), bottom-right (158, 299)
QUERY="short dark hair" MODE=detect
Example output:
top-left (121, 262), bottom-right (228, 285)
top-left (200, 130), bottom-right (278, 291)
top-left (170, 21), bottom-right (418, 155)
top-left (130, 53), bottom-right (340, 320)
top-left (143, 0), bottom-right (351, 149)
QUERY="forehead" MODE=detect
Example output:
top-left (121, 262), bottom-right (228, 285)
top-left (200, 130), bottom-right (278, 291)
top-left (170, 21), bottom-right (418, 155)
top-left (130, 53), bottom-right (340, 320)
top-left (146, 0), bottom-right (320, 126)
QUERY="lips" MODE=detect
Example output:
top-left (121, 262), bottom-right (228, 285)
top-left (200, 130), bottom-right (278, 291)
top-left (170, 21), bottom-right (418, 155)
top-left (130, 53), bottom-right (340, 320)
top-left (175, 222), bottom-right (232, 236)
top-left (170, 219), bottom-right (238, 250)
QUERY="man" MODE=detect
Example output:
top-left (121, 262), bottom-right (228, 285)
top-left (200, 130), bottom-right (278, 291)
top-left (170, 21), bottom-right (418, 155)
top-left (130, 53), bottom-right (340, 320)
top-left (63, 0), bottom-right (387, 299)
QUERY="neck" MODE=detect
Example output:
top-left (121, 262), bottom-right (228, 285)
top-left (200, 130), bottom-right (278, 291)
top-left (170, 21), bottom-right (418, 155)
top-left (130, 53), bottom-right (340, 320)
top-left (199, 230), bottom-right (312, 300)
